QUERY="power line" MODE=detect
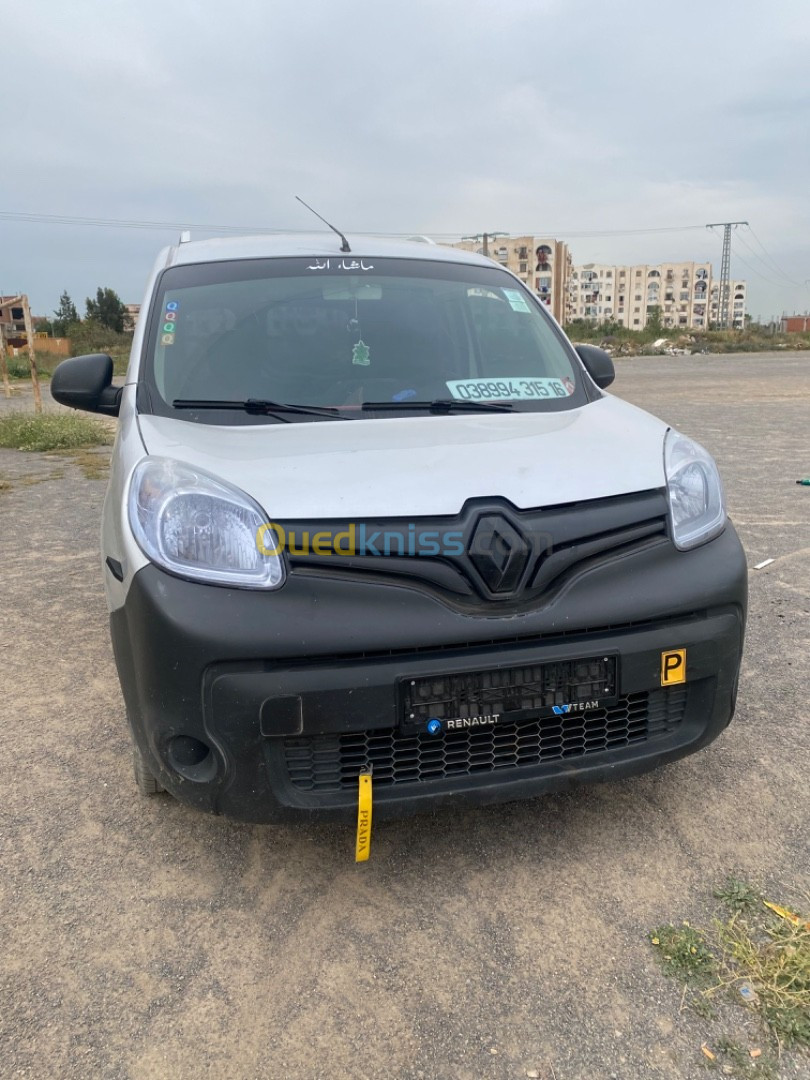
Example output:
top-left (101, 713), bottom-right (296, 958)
top-left (720, 241), bottom-right (785, 287)
top-left (735, 231), bottom-right (799, 287)
top-left (0, 208), bottom-right (713, 241)
top-left (0, 210), bottom-right (290, 234)
top-left (705, 226), bottom-right (781, 288)
top-left (741, 225), bottom-right (804, 288)
top-left (705, 225), bottom-right (807, 294)
top-left (528, 224), bottom-right (708, 238)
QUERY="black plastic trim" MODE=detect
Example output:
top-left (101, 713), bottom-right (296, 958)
top-left (105, 556), bottom-right (124, 581)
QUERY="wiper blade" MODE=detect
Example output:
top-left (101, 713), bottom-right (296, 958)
top-left (360, 398), bottom-right (514, 414)
top-left (173, 398), bottom-right (350, 420)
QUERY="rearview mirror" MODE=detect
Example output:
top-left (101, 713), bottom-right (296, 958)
top-left (575, 344), bottom-right (615, 389)
top-left (51, 353), bottom-right (122, 416)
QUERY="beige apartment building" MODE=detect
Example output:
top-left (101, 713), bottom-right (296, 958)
top-left (570, 262), bottom-right (747, 330)
top-left (447, 236), bottom-right (572, 324)
top-left (445, 238), bottom-right (746, 330)
top-left (709, 280), bottom-right (747, 329)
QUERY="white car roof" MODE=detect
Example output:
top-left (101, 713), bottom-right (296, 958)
top-left (160, 232), bottom-right (494, 270)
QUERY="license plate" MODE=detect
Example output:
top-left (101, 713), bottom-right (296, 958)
top-left (401, 655), bottom-right (618, 734)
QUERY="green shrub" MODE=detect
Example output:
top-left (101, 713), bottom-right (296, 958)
top-left (67, 318), bottom-right (132, 361)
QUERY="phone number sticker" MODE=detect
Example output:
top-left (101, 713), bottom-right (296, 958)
top-left (446, 377), bottom-right (573, 401)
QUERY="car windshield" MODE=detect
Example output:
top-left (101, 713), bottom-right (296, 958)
top-left (144, 256), bottom-right (588, 422)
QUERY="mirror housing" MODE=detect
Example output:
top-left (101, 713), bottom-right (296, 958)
top-left (575, 344), bottom-right (615, 389)
top-left (51, 354), bottom-right (122, 416)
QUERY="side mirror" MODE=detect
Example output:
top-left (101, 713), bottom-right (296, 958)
top-left (575, 344), bottom-right (615, 389)
top-left (51, 353), bottom-right (122, 416)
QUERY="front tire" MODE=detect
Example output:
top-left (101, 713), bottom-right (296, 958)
top-left (133, 743), bottom-right (164, 796)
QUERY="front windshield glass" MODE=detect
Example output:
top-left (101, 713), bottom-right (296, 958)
top-left (144, 256), bottom-right (587, 421)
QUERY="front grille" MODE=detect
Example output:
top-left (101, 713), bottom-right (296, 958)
top-left (282, 688), bottom-right (687, 792)
top-left (284, 490), bottom-right (669, 609)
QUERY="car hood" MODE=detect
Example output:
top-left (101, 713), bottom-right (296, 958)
top-left (137, 396), bottom-right (669, 519)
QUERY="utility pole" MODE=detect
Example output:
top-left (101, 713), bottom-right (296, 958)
top-left (706, 221), bottom-right (747, 329)
top-left (0, 325), bottom-right (10, 398)
top-left (21, 296), bottom-right (43, 413)
top-left (461, 232), bottom-right (509, 258)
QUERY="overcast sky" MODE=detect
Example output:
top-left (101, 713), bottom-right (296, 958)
top-left (3, 0), bottom-right (809, 321)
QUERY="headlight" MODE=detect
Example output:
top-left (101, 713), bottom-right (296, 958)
top-left (128, 457), bottom-right (284, 588)
top-left (664, 429), bottom-right (726, 550)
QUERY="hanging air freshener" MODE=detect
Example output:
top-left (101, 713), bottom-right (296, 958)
top-left (352, 339), bottom-right (371, 366)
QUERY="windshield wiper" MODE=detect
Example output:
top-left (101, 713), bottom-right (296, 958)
top-left (360, 398), bottom-right (514, 414)
top-left (173, 398), bottom-right (350, 420)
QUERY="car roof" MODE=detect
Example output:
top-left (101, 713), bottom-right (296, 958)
top-left (161, 232), bottom-right (494, 270)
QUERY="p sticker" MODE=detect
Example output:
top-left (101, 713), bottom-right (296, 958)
top-left (355, 772), bottom-right (372, 862)
top-left (661, 649), bottom-right (686, 686)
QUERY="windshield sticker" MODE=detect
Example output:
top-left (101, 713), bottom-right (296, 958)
top-left (502, 288), bottom-right (531, 313)
top-left (161, 299), bottom-right (178, 345)
top-left (307, 258), bottom-right (374, 272)
top-left (352, 339), bottom-right (371, 366)
top-left (446, 377), bottom-right (572, 401)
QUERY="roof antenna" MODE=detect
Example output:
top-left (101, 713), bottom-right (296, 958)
top-left (295, 196), bottom-right (350, 253)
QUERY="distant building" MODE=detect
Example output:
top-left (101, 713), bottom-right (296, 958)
top-left (0, 295), bottom-right (27, 348)
top-left (570, 263), bottom-right (746, 330)
top-left (1, 295), bottom-right (70, 357)
top-left (446, 236), bottom-right (573, 324)
top-left (781, 314), bottom-right (810, 333)
top-left (124, 303), bottom-right (141, 331)
top-left (709, 280), bottom-right (747, 330)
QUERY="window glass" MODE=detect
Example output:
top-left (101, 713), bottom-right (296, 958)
top-left (144, 258), bottom-right (587, 421)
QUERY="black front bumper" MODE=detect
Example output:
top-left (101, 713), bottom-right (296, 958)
top-left (110, 525), bottom-right (747, 822)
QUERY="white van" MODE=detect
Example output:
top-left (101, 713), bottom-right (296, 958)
top-left (51, 234), bottom-right (746, 821)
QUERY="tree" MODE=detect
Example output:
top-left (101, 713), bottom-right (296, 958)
top-left (52, 290), bottom-right (79, 336)
top-left (646, 305), bottom-right (663, 336)
top-left (85, 287), bottom-right (127, 333)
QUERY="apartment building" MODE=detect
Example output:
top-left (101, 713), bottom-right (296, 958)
top-left (124, 303), bottom-right (141, 330)
top-left (443, 238), bottom-right (746, 330)
top-left (446, 236), bottom-right (572, 324)
top-left (709, 280), bottom-right (747, 330)
top-left (570, 262), bottom-right (746, 330)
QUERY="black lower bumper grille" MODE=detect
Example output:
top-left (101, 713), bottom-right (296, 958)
top-left (282, 688), bottom-right (687, 792)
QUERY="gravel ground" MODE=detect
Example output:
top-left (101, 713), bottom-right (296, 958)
top-left (1, 353), bottom-right (808, 1079)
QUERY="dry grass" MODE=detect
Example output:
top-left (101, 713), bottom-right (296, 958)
top-left (52, 447), bottom-right (110, 480)
top-left (712, 911), bottom-right (810, 1049)
top-left (0, 467), bottom-right (66, 493)
top-left (651, 879), bottom-right (810, 1074)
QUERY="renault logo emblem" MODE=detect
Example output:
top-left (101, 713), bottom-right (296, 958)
top-left (468, 513), bottom-right (531, 593)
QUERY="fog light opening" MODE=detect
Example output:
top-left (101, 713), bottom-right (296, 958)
top-left (167, 735), bottom-right (217, 783)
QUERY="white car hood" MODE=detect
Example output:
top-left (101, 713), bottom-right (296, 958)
top-left (137, 396), bottom-right (668, 519)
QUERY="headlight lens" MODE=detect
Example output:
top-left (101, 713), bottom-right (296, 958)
top-left (664, 429), bottom-right (726, 550)
top-left (128, 457), bottom-right (284, 588)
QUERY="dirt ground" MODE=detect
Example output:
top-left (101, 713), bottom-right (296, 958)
top-left (1, 354), bottom-right (808, 1079)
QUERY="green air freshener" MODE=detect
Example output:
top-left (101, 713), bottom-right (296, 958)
top-left (352, 339), bottom-right (371, 366)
